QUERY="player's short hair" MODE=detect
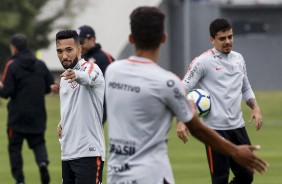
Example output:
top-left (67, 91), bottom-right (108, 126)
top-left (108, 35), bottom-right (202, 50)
top-left (10, 33), bottom-right (28, 51)
top-left (209, 18), bottom-right (232, 38)
top-left (130, 6), bottom-right (165, 50)
top-left (56, 30), bottom-right (80, 45)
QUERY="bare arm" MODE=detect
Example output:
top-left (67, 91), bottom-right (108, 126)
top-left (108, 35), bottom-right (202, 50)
top-left (246, 98), bottom-right (262, 131)
top-left (182, 116), bottom-right (268, 173)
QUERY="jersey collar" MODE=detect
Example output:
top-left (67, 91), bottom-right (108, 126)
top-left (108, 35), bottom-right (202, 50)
top-left (128, 56), bottom-right (154, 64)
top-left (211, 48), bottom-right (232, 59)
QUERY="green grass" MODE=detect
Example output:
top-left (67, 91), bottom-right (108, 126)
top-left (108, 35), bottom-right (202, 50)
top-left (0, 91), bottom-right (281, 183)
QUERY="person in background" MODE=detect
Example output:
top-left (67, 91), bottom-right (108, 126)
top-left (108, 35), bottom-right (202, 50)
top-left (179, 18), bottom-right (263, 184)
top-left (56, 30), bottom-right (105, 184)
top-left (104, 7), bottom-right (268, 184)
top-left (77, 25), bottom-right (114, 124)
top-left (0, 33), bottom-right (59, 184)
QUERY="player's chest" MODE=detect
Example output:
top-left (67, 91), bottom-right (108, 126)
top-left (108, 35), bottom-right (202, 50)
top-left (60, 80), bottom-right (80, 97)
top-left (206, 57), bottom-right (244, 79)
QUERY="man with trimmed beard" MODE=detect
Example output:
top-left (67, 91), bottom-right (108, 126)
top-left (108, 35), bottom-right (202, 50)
top-left (56, 30), bottom-right (105, 184)
top-left (180, 18), bottom-right (263, 184)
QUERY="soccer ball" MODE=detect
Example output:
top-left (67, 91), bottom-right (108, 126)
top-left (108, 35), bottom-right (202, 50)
top-left (187, 89), bottom-right (211, 117)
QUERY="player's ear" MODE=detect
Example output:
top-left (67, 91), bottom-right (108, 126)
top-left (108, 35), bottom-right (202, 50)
top-left (129, 34), bottom-right (134, 44)
top-left (209, 36), bottom-right (214, 44)
top-left (161, 32), bottom-right (167, 44)
top-left (78, 44), bottom-right (82, 53)
top-left (10, 44), bottom-right (17, 56)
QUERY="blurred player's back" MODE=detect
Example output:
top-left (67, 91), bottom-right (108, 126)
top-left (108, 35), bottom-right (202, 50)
top-left (106, 56), bottom-right (192, 184)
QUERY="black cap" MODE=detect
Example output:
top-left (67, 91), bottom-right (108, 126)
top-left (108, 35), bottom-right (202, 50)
top-left (10, 33), bottom-right (28, 51)
top-left (77, 25), bottom-right (96, 42)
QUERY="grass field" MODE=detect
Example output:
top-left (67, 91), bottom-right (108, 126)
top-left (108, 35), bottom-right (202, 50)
top-left (0, 91), bottom-right (281, 183)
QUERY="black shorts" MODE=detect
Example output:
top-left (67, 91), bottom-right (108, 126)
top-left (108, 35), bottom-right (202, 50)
top-left (205, 127), bottom-right (253, 184)
top-left (62, 157), bottom-right (104, 184)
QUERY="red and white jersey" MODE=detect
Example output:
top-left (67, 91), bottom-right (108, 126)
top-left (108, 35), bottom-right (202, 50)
top-left (182, 48), bottom-right (255, 130)
top-left (59, 58), bottom-right (105, 161)
top-left (105, 56), bottom-right (193, 184)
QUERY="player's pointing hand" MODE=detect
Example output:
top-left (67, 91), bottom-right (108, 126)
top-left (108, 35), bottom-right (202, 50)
top-left (61, 69), bottom-right (77, 83)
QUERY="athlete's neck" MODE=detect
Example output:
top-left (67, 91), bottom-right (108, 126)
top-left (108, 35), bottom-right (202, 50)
top-left (135, 48), bottom-right (160, 63)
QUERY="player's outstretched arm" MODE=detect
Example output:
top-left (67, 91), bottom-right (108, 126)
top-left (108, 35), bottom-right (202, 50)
top-left (183, 116), bottom-right (269, 173)
top-left (231, 145), bottom-right (268, 173)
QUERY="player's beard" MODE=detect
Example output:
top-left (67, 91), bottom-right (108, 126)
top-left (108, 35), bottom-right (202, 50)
top-left (222, 44), bottom-right (232, 54)
top-left (61, 56), bottom-right (79, 69)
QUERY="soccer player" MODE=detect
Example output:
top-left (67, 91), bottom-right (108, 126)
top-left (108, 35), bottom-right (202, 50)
top-left (105, 7), bottom-right (268, 184)
top-left (56, 30), bottom-right (105, 184)
top-left (180, 18), bottom-right (263, 184)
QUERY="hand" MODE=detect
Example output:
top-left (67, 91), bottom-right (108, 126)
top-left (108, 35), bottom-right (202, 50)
top-left (232, 145), bottom-right (269, 174)
top-left (50, 83), bottom-right (60, 94)
top-left (61, 69), bottom-right (77, 83)
top-left (176, 121), bottom-right (191, 144)
top-left (248, 107), bottom-right (262, 131)
top-left (0, 81), bottom-right (3, 89)
top-left (188, 99), bottom-right (197, 115)
top-left (57, 122), bottom-right (62, 139)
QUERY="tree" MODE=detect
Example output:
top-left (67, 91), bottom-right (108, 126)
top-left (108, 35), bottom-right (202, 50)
top-left (0, 0), bottom-right (75, 71)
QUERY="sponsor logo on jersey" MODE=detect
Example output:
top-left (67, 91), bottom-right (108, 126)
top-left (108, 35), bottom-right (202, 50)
top-left (112, 179), bottom-right (138, 184)
top-left (109, 138), bottom-right (136, 156)
top-left (173, 87), bottom-right (181, 98)
top-left (89, 147), bottom-right (96, 151)
top-left (108, 163), bottom-right (131, 173)
top-left (185, 62), bottom-right (199, 81)
top-left (235, 60), bottom-right (244, 73)
top-left (109, 143), bottom-right (136, 156)
top-left (216, 67), bottom-right (222, 70)
top-left (172, 86), bottom-right (189, 116)
top-left (91, 71), bottom-right (99, 81)
top-left (109, 82), bottom-right (140, 93)
top-left (70, 81), bottom-right (78, 89)
top-left (167, 80), bottom-right (175, 87)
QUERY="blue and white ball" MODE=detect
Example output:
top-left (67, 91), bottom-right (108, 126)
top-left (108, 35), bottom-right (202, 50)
top-left (187, 89), bottom-right (211, 117)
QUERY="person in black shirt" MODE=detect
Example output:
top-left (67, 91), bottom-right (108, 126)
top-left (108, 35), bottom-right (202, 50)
top-left (0, 33), bottom-right (59, 184)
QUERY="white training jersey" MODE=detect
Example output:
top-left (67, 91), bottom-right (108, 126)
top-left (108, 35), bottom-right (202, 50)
top-left (182, 48), bottom-right (255, 130)
top-left (105, 56), bottom-right (193, 184)
top-left (59, 58), bottom-right (106, 161)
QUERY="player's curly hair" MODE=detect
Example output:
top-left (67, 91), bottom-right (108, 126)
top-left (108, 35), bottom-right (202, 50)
top-left (209, 18), bottom-right (232, 38)
top-left (56, 30), bottom-right (80, 45)
top-left (130, 6), bottom-right (165, 50)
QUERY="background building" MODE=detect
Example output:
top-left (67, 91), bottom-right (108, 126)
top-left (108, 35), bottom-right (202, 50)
top-left (40, 0), bottom-right (282, 90)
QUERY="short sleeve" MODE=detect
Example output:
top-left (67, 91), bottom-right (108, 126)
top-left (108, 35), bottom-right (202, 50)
top-left (163, 74), bottom-right (194, 123)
